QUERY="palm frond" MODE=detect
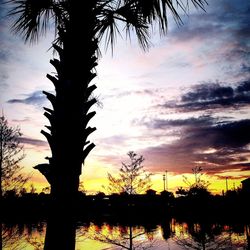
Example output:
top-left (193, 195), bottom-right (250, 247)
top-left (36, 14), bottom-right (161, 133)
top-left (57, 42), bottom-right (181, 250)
top-left (116, 4), bottom-right (150, 50)
top-left (96, 0), bottom-right (207, 52)
top-left (7, 0), bottom-right (55, 43)
top-left (96, 1), bottom-right (150, 51)
top-left (96, 7), bottom-right (122, 53)
top-left (190, 0), bottom-right (207, 11)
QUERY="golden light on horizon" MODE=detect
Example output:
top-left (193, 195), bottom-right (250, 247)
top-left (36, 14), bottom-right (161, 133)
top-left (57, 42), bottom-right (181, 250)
top-left (25, 167), bottom-right (249, 195)
top-left (19, 145), bottom-right (249, 195)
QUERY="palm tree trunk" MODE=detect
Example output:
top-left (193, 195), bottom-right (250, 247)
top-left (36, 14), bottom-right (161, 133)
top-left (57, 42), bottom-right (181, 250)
top-left (40, 0), bottom-right (98, 201)
top-left (44, 211), bottom-right (76, 250)
top-left (42, 44), bottom-right (97, 200)
top-left (40, 3), bottom-right (98, 249)
top-left (42, 39), bottom-right (97, 249)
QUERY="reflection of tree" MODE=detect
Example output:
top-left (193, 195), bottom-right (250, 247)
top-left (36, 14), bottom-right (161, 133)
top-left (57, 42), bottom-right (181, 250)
top-left (2, 224), bottom-right (27, 250)
top-left (82, 223), bottom-right (155, 250)
top-left (25, 222), bottom-right (46, 250)
top-left (161, 219), bottom-right (174, 241)
top-left (2, 222), bottom-right (46, 250)
top-left (246, 224), bottom-right (250, 249)
top-left (26, 234), bottom-right (45, 250)
top-left (173, 221), bottom-right (247, 250)
top-left (99, 151), bottom-right (155, 249)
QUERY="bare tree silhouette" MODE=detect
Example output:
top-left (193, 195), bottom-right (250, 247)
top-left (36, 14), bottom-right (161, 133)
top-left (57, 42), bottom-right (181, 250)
top-left (2, 224), bottom-right (28, 250)
top-left (105, 151), bottom-right (152, 195)
top-left (0, 115), bottom-right (28, 197)
top-left (181, 166), bottom-right (211, 198)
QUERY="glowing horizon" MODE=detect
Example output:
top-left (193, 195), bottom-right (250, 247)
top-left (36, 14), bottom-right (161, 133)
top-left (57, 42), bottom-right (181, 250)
top-left (22, 159), bottom-right (246, 195)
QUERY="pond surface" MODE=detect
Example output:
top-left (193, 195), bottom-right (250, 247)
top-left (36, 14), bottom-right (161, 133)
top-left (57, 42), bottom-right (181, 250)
top-left (2, 218), bottom-right (249, 249)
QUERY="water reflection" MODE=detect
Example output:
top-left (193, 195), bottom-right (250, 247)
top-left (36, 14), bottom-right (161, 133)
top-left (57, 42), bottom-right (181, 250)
top-left (2, 219), bottom-right (249, 249)
top-left (78, 223), bottom-right (156, 249)
top-left (2, 221), bottom-right (46, 250)
top-left (172, 220), bottom-right (248, 250)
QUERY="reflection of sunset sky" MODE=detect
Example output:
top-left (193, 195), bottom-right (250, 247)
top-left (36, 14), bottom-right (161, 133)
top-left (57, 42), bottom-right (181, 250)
top-left (1, 0), bottom-right (250, 193)
top-left (3, 220), bottom-right (248, 249)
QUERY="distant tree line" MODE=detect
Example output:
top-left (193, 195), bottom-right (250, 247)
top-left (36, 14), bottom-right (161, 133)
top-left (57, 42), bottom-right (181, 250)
top-left (2, 179), bottom-right (249, 223)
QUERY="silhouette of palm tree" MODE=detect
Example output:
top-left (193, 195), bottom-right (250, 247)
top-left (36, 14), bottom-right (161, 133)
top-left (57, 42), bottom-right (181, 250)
top-left (8, 0), bottom-right (206, 204)
top-left (8, 1), bottom-right (206, 249)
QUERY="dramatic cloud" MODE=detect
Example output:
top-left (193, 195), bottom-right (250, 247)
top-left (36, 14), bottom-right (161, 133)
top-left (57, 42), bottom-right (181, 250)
top-left (146, 115), bottom-right (216, 130)
top-left (140, 77), bottom-right (250, 176)
top-left (161, 80), bottom-right (250, 112)
top-left (140, 114), bottom-right (250, 174)
top-left (7, 91), bottom-right (47, 106)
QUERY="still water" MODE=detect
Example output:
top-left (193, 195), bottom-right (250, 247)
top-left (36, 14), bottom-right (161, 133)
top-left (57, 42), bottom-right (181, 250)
top-left (2, 219), bottom-right (249, 249)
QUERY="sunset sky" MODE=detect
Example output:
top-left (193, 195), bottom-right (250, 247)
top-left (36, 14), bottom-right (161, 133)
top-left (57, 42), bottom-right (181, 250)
top-left (1, 0), bottom-right (250, 194)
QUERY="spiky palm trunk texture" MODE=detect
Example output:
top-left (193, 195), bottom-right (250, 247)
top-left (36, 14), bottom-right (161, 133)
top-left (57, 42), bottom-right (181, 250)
top-left (38, 2), bottom-right (97, 201)
top-left (40, 3), bottom-right (98, 249)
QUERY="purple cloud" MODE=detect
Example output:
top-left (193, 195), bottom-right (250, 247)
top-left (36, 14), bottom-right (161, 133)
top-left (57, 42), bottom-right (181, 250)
top-left (161, 80), bottom-right (250, 112)
top-left (140, 115), bottom-right (250, 174)
top-left (7, 91), bottom-right (47, 106)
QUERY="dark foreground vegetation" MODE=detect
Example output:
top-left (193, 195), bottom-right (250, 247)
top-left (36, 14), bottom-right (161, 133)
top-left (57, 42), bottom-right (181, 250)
top-left (2, 186), bottom-right (249, 224)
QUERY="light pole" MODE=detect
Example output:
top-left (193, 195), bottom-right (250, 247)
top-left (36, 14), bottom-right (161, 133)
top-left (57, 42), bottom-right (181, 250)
top-left (163, 174), bottom-right (166, 191)
top-left (165, 170), bottom-right (168, 191)
top-left (226, 177), bottom-right (228, 192)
